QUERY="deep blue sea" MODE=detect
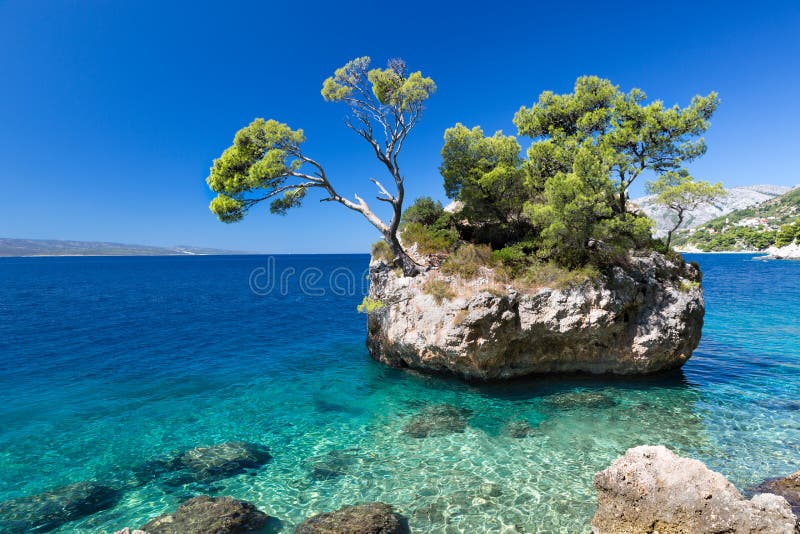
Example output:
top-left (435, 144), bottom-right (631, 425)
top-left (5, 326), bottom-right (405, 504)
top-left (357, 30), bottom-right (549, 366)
top-left (1, 253), bottom-right (799, 533)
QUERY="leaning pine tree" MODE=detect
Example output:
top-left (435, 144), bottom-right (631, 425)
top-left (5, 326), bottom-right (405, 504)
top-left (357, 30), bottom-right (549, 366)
top-left (205, 57), bottom-right (436, 276)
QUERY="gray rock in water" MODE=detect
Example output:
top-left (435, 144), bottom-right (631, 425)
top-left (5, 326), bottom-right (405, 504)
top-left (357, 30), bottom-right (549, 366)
top-left (366, 251), bottom-right (704, 379)
top-left (402, 404), bottom-right (470, 438)
top-left (501, 419), bottom-right (535, 438)
top-left (140, 495), bottom-right (269, 534)
top-left (306, 449), bottom-right (359, 481)
top-left (541, 391), bottom-right (617, 410)
top-left (756, 470), bottom-right (800, 517)
top-left (0, 481), bottom-right (120, 533)
top-left (178, 441), bottom-right (272, 483)
top-left (295, 502), bottom-right (408, 534)
top-left (592, 445), bottom-right (798, 534)
top-left (134, 441), bottom-right (273, 486)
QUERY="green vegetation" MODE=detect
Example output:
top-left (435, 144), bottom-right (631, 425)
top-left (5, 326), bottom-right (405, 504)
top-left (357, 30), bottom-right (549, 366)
top-left (679, 280), bottom-right (700, 293)
top-left (422, 278), bottom-right (457, 304)
top-left (371, 240), bottom-right (394, 262)
top-left (645, 171), bottom-right (725, 248)
top-left (441, 244), bottom-right (494, 278)
top-left (206, 56), bottom-right (435, 275)
top-left (357, 297), bottom-right (385, 314)
top-left (674, 187), bottom-right (800, 251)
top-left (399, 75), bottom-right (717, 281)
top-left (775, 221), bottom-right (800, 247)
top-left (206, 61), bottom-right (719, 278)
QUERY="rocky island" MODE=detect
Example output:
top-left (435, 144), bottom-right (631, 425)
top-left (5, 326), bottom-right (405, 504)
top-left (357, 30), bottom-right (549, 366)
top-left (366, 243), bottom-right (703, 379)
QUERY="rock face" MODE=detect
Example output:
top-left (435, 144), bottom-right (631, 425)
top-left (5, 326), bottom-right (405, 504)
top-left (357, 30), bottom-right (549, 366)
top-left (0, 481), bottom-right (120, 533)
top-left (367, 251), bottom-right (704, 379)
top-left (295, 502), bottom-right (408, 534)
top-left (757, 470), bottom-right (800, 517)
top-left (592, 446), bottom-right (798, 534)
top-left (140, 495), bottom-right (269, 534)
top-left (765, 242), bottom-right (800, 260)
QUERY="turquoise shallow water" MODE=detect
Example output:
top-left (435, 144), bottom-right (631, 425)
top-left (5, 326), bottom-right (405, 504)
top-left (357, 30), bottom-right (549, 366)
top-left (1, 253), bottom-right (799, 532)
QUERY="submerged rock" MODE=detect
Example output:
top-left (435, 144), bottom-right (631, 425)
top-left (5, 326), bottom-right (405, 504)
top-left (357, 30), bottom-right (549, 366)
top-left (135, 441), bottom-right (272, 486)
top-left (756, 470), bottom-right (800, 517)
top-left (295, 502), bottom-right (408, 534)
top-left (592, 445), bottom-right (797, 534)
top-left (306, 449), bottom-right (359, 481)
top-left (402, 404), bottom-right (471, 438)
top-left (541, 391), bottom-right (617, 410)
top-left (366, 251), bottom-right (704, 379)
top-left (501, 419), bottom-right (535, 438)
top-left (140, 495), bottom-right (269, 534)
top-left (0, 481), bottom-right (120, 533)
top-left (178, 441), bottom-right (272, 483)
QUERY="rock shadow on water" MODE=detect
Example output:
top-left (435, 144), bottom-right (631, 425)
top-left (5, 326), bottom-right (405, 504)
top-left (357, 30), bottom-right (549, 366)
top-left (402, 404), bottom-right (472, 438)
top-left (0, 481), bottom-right (120, 533)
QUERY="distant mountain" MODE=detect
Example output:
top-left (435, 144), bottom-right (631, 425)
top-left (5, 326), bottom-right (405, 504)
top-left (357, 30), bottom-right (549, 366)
top-left (632, 184), bottom-right (793, 237)
top-left (672, 186), bottom-right (800, 251)
top-left (0, 238), bottom-right (254, 257)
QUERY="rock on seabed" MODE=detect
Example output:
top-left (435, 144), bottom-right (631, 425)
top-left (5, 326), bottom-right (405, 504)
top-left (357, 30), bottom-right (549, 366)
top-left (295, 502), bottom-right (409, 534)
top-left (367, 251), bottom-right (704, 380)
top-left (139, 495), bottom-right (269, 534)
top-left (0, 481), bottom-right (120, 533)
top-left (592, 446), bottom-right (798, 534)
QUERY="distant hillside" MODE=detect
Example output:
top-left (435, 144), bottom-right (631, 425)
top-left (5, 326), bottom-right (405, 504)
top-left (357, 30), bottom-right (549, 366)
top-left (672, 187), bottom-right (800, 251)
top-left (0, 238), bottom-right (253, 257)
top-left (632, 184), bottom-right (792, 237)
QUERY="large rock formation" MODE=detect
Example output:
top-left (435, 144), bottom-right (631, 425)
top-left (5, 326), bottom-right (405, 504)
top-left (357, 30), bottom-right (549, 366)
top-left (592, 446), bottom-right (798, 534)
top-left (366, 251), bottom-right (703, 379)
top-left (757, 470), bottom-right (800, 517)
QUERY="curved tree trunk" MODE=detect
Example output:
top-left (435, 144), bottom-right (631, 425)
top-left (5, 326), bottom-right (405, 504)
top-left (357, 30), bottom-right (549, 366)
top-left (386, 233), bottom-right (419, 276)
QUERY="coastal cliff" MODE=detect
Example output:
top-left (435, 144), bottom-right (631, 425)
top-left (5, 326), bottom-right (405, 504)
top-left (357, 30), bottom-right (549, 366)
top-left (366, 251), bottom-right (704, 379)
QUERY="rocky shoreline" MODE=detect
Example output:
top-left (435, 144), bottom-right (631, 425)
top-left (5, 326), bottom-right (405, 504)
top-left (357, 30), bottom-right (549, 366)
top-left (3, 432), bottom-right (800, 533)
top-left (765, 242), bottom-right (800, 260)
top-left (366, 251), bottom-right (704, 380)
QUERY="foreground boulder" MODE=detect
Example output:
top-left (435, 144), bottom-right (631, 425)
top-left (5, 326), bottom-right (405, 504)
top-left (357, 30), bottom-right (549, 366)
top-left (592, 445), bottom-right (798, 534)
top-left (0, 481), bottom-right (119, 533)
top-left (140, 495), bottom-right (269, 534)
top-left (295, 502), bottom-right (408, 534)
top-left (367, 251), bottom-right (703, 379)
top-left (757, 470), bottom-right (800, 517)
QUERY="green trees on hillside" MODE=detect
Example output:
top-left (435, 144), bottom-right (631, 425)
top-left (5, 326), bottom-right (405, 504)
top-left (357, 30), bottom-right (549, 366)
top-left (775, 222), bottom-right (800, 247)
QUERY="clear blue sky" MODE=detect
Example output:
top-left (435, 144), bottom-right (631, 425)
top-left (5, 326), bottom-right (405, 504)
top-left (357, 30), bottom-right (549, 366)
top-left (1, 1), bottom-right (799, 253)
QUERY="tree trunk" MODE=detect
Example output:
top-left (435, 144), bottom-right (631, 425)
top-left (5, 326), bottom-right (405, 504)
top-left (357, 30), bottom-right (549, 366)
top-left (665, 210), bottom-right (684, 249)
top-left (386, 234), bottom-right (419, 276)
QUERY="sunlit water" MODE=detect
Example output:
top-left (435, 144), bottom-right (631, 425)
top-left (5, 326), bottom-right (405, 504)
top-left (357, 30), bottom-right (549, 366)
top-left (1, 254), bottom-right (799, 533)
